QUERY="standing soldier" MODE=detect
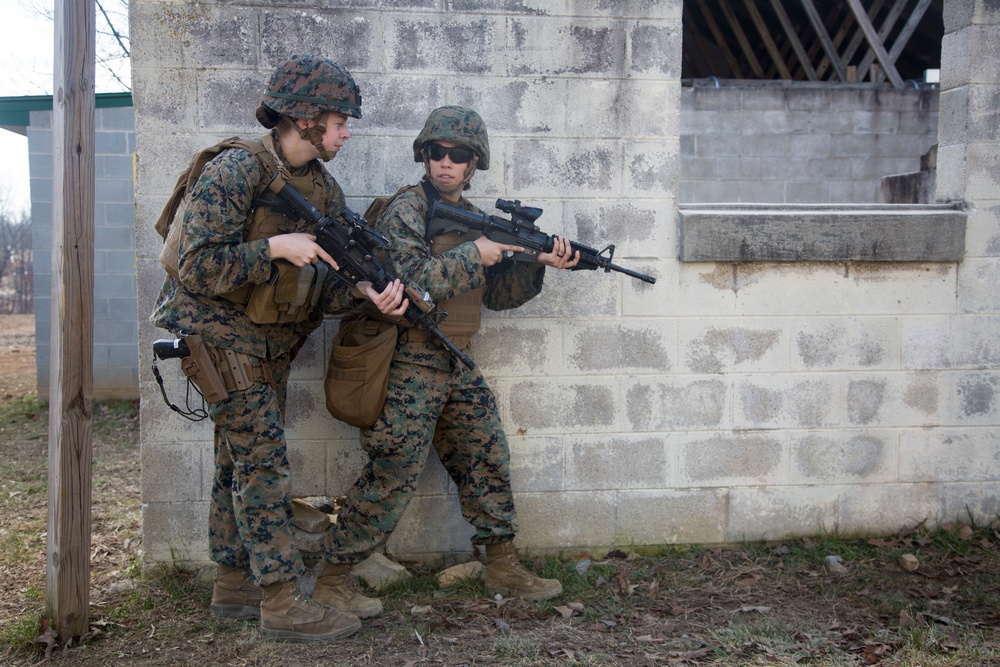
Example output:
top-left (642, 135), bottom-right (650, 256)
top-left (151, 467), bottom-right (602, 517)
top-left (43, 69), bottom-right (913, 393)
top-left (150, 54), bottom-right (406, 642)
top-left (314, 106), bottom-right (579, 615)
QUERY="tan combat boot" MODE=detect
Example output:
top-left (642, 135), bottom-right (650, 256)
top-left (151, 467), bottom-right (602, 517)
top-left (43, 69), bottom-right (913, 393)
top-left (210, 564), bottom-right (262, 619)
top-left (311, 561), bottom-right (384, 619)
top-left (484, 541), bottom-right (563, 601)
top-left (259, 581), bottom-right (361, 642)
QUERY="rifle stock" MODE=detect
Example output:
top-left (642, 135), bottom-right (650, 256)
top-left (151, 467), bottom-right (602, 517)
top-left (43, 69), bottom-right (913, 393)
top-left (268, 177), bottom-right (475, 369)
top-left (426, 198), bottom-right (656, 284)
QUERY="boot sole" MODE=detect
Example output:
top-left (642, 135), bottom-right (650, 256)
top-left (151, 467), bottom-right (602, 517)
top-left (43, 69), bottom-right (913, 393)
top-left (210, 603), bottom-right (261, 620)
top-left (260, 617), bottom-right (361, 642)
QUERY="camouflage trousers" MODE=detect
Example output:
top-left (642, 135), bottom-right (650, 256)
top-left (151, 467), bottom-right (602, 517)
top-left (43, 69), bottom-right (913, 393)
top-left (324, 359), bottom-right (517, 563)
top-left (207, 354), bottom-right (305, 587)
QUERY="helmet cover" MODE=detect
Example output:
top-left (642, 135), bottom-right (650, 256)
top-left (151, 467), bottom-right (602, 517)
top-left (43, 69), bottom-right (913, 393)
top-left (413, 106), bottom-right (489, 170)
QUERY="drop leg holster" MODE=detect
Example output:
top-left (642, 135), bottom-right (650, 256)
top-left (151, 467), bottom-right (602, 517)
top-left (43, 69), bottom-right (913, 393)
top-left (180, 334), bottom-right (273, 403)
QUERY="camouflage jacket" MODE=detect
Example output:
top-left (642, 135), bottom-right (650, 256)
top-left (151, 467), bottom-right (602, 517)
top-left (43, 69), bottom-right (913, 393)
top-left (150, 133), bottom-right (355, 359)
top-left (377, 181), bottom-right (545, 369)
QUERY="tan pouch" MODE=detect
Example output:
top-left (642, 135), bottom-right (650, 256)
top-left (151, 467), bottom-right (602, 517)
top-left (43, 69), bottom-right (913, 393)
top-left (245, 259), bottom-right (327, 324)
top-left (324, 316), bottom-right (398, 428)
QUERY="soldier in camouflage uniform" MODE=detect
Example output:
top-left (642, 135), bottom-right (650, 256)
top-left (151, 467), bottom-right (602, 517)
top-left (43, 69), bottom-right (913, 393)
top-left (150, 54), bottom-right (408, 642)
top-left (315, 106), bottom-right (579, 608)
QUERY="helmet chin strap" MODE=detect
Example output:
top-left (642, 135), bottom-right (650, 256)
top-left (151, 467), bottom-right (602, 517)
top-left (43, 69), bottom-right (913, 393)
top-left (300, 119), bottom-right (332, 161)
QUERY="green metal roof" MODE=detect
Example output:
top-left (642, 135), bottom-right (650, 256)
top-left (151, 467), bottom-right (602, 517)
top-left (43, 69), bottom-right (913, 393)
top-left (0, 92), bottom-right (132, 127)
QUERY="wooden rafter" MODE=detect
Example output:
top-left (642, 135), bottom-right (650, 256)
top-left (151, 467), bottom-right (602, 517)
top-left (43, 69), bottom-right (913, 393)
top-left (771, 0), bottom-right (819, 81)
top-left (742, 0), bottom-right (793, 79)
top-left (693, 0), bottom-right (745, 78)
top-left (858, 0), bottom-right (909, 80)
top-left (718, 0), bottom-right (766, 77)
top-left (845, 0), bottom-right (905, 87)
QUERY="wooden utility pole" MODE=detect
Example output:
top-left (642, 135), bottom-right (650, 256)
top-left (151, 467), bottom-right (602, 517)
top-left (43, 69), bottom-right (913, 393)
top-left (47, 0), bottom-right (96, 640)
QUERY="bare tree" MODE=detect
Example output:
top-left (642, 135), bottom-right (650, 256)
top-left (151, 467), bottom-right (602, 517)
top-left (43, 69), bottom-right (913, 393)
top-left (21, 0), bottom-right (130, 93)
top-left (0, 193), bottom-right (32, 314)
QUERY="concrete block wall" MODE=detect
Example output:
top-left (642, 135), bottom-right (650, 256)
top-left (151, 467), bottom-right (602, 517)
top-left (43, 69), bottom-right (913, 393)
top-left (30, 105), bottom-right (138, 399)
top-left (132, 0), bottom-right (1000, 567)
top-left (132, 0), bottom-right (679, 564)
top-left (679, 82), bottom-right (940, 204)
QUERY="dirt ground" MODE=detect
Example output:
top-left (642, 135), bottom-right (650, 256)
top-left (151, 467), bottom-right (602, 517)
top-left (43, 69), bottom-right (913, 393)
top-left (0, 314), bottom-right (36, 398)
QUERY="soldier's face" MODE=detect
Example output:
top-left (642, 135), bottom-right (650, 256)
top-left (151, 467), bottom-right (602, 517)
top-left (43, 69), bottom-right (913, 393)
top-left (427, 140), bottom-right (470, 202)
top-left (319, 112), bottom-right (351, 158)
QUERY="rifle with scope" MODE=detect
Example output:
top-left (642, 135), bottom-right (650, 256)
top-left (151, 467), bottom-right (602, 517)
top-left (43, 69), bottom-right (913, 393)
top-left (425, 198), bottom-right (657, 285)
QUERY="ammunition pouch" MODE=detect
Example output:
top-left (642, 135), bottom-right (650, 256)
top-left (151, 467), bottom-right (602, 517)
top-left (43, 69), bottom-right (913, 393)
top-left (244, 259), bottom-right (329, 324)
top-left (179, 334), bottom-right (273, 403)
top-left (324, 316), bottom-right (398, 428)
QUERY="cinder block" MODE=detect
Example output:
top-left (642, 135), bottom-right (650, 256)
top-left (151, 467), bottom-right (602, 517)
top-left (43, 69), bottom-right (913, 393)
top-left (567, 79), bottom-right (676, 138)
top-left (942, 482), bottom-right (1000, 522)
top-left (386, 494), bottom-right (477, 560)
top-left (945, 370), bottom-right (1000, 425)
top-left (508, 435), bottom-right (563, 494)
top-left (678, 318), bottom-right (787, 374)
top-left (951, 314), bottom-right (1000, 367)
top-left (629, 23), bottom-right (681, 78)
top-left (565, 319), bottom-right (674, 373)
top-left (474, 320), bottom-right (561, 378)
top-left (506, 17), bottom-right (625, 78)
top-left (142, 500), bottom-right (210, 565)
top-left (728, 486), bottom-right (838, 541)
top-left (838, 484), bottom-right (946, 536)
top-left (899, 427), bottom-right (1000, 482)
top-left (508, 138), bottom-right (619, 197)
top-left (966, 143), bottom-right (1000, 201)
top-left (735, 377), bottom-right (838, 429)
top-left (624, 377), bottom-right (727, 431)
top-left (565, 434), bottom-right (671, 491)
top-left (958, 259), bottom-right (1000, 313)
top-left (789, 430), bottom-right (895, 484)
top-left (963, 199), bottom-right (1000, 258)
top-left (141, 441), bottom-right (207, 502)
top-left (677, 432), bottom-right (785, 487)
top-left (512, 491), bottom-right (617, 550)
top-left (323, 436), bottom-right (371, 497)
top-left (617, 489), bottom-right (726, 545)
top-left (792, 316), bottom-right (898, 371)
top-left (508, 378), bottom-right (619, 433)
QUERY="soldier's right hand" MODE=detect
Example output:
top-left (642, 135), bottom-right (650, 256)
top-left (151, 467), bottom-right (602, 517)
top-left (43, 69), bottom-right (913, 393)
top-left (269, 232), bottom-right (340, 270)
top-left (474, 237), bottom-right (523, 267)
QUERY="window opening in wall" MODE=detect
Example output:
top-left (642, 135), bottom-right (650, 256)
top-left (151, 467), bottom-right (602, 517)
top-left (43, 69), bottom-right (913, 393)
top-left (682, 0), bottom-right (943, 87)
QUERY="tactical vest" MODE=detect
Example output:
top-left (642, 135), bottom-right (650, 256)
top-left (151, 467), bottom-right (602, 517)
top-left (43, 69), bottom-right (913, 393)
top-left (157, 134), bottom-right (329, 324)
top-left (374, 183), bottom-right (484, 349)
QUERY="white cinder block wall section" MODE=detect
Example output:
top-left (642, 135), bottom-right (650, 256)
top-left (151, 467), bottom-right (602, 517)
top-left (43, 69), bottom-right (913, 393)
top-left (131, 0), bottom-right (1000, 566)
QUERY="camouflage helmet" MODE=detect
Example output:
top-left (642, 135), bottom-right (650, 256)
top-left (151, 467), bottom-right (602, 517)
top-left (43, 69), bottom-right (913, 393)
top-left (413, 106), bottom-right (490, 170)
top-left (262, 54), bottom-right (362, 120)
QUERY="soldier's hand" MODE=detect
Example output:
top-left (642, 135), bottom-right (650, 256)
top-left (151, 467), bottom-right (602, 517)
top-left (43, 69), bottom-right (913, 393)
top-left (269, 232), bottom-right (340, 270)
top-left (537, 236), bottom-right (580, 269)
top-left (474, 237), bottom-right (523, 267)
top-left (360, 279), bottom-right (409, 317)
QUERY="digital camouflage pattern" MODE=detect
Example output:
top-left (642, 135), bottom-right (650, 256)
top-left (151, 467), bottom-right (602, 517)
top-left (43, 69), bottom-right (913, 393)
top-left (263, 54), bottom-right (362, 120)
top-left (150, 134), bottom-right (355, 359)
top-left (413, 106), bottom-right (490, 169)
top-left (323, 182), bottom-right (546, 563)
top-left (208, 357), bottom-right (304, 585)
top-left (151, 131), bottom-right (357, 585)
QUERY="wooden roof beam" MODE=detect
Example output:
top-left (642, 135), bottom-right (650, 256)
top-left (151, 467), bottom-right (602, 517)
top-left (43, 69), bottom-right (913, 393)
top-left (742, 0), bottom-right (793, 79)
top-left (693, 0), bottom-right (745, 78)
top-left (718, 0), bottom-right (767, 78)
top-left (799, 0), bottom-right (849, 81)
top-left (845, 0), bottom-right (905, 87)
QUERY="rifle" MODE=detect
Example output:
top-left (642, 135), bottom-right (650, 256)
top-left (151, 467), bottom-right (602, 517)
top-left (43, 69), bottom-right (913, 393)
top-left (425, 198), bottom-right (657, 284)
top-left (267, 176), bottom-right (475, 369)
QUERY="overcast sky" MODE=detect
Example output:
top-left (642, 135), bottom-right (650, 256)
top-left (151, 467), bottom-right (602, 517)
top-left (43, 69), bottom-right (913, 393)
top-left (1, 0), bottom-right (130, 216)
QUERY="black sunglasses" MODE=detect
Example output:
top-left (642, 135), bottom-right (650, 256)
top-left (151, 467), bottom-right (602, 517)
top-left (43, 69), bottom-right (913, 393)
top-left (426, 143), bottom-right (474, 164)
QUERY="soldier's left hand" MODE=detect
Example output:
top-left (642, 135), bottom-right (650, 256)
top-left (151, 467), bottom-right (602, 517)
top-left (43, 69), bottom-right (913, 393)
top-left (537, 236), bottom-right (580, 269)
top-left (360, 279), bottom-right (409, 316)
